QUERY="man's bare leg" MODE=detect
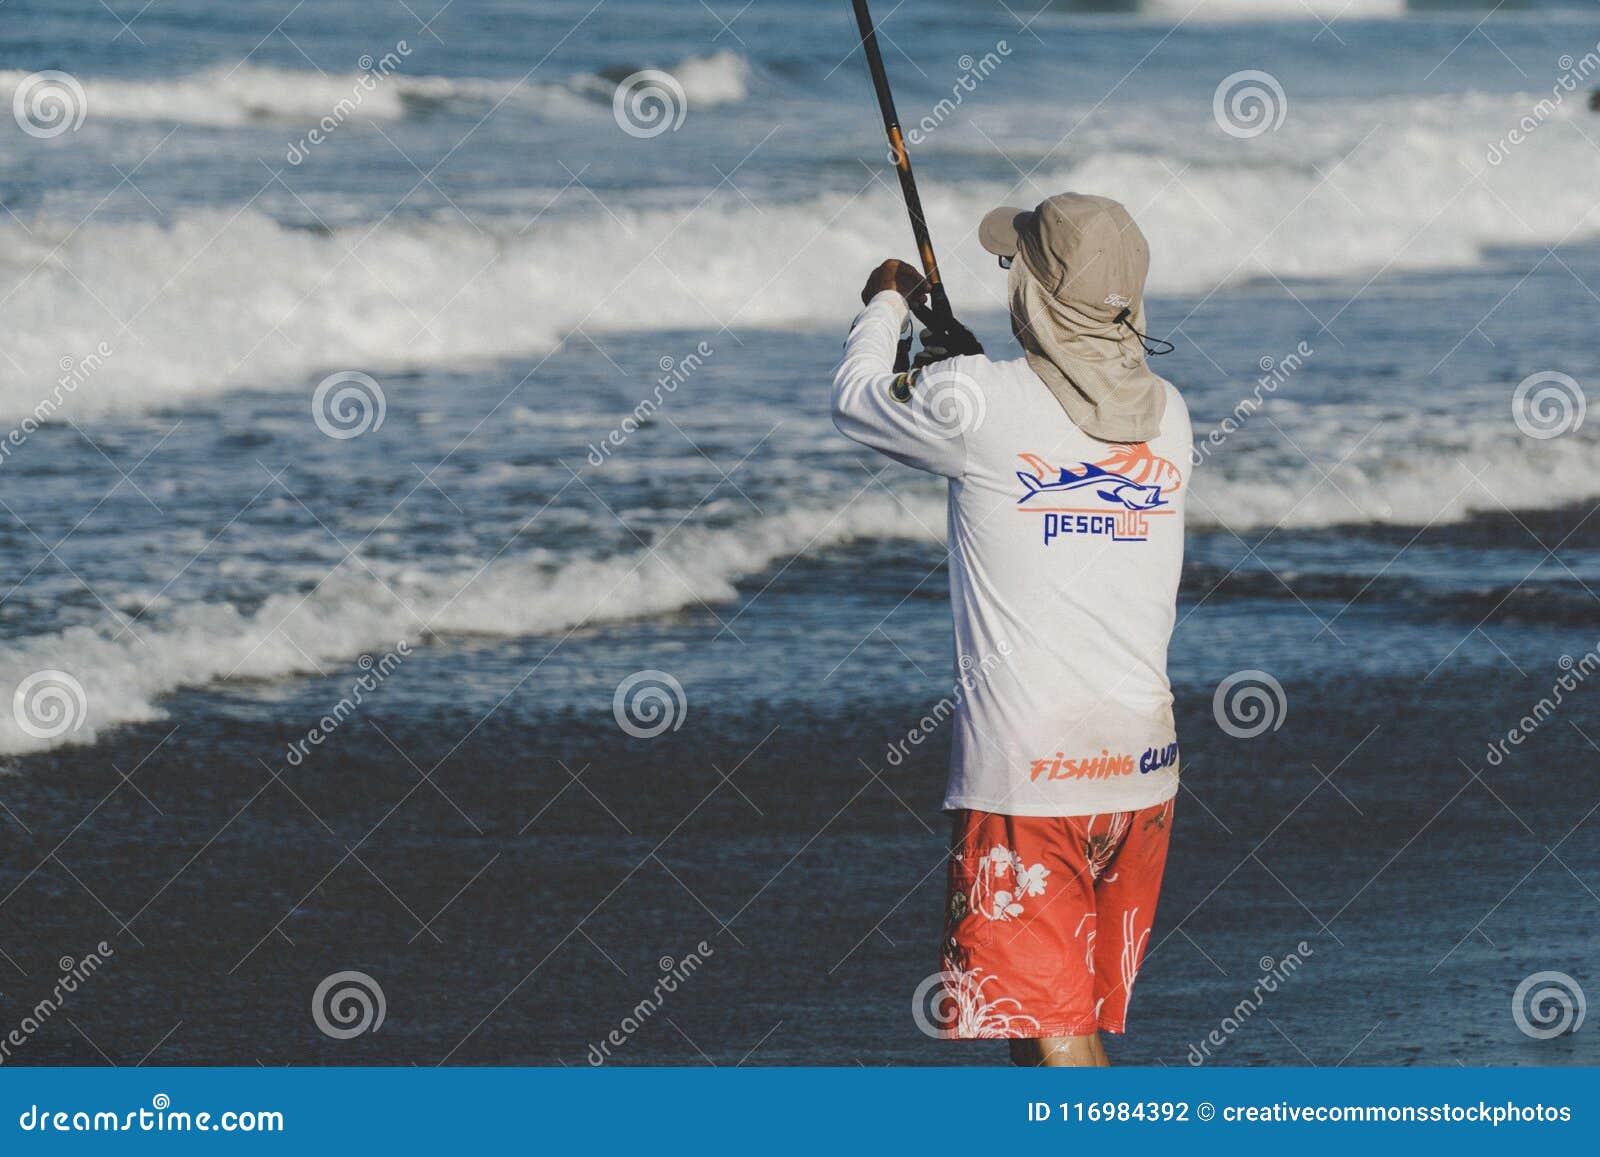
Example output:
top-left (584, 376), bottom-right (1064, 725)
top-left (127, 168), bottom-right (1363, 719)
top-left (1009, 1033), bottom-right (1110, 1067)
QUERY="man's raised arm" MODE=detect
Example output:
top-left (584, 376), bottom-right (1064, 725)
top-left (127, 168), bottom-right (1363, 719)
top-left (831, 259), bottom-right (968, 479)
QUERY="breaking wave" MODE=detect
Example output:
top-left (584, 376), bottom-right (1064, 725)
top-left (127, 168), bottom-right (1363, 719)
top-left (3, 88), bottom-right (1596, 427)
top-left (0, 51), bottom-right (751, 127)
top-left (0, 491), bottom-right (941, 755)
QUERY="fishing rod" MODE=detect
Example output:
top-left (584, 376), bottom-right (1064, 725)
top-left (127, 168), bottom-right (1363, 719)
top-left (850, 0), bottom-right (976, 356)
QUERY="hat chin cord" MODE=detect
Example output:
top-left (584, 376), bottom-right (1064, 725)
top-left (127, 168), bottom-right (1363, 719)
top-left (1113, 307), bottom-right (1175, 357)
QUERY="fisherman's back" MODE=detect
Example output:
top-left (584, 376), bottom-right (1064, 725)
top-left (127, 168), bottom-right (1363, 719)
top-left (935, 352), bottom-right (1190, 816)
top-left (832, 312), bottom-right (1191, 817)
top-left (834, 192), bottom-right (1190, 1063)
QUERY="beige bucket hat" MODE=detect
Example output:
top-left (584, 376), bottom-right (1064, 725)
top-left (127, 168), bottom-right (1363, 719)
top-left (979, 193), bottom-right (1167, 443)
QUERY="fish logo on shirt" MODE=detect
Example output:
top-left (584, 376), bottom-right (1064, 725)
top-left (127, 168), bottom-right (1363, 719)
top-left (1015, 446), bottom-right (1182, 544)
top-left (1016, 462), bottom-right (1167, 511)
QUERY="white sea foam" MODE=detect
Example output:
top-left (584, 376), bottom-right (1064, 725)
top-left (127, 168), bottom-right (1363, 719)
top-left (1189, 425), bottom-right (1600, 531)
top-left (1140, 0), bottom-right (1406, 19)
top-left (3, 89), bottom-right (1595, 428)
top-left (7, 409), bottom-right (1590, 757)
top-left (0, 52), bottom-right (750, 128)
top-left (0, 491), bottom-right (943, 755)
top-left (0, 65), bottom-right (413, 126)
top-left (665, 50), bottom-right (752, 106)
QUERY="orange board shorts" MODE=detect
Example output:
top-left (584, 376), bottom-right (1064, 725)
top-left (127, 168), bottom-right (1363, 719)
top-left (934, 799), bottom-right (1174, 1039)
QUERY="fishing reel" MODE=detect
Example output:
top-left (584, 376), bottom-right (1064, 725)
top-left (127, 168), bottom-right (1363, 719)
top-left (895, 300), bottom-right (984, 373)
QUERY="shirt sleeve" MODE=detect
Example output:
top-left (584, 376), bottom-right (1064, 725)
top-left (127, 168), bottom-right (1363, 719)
top-left (830, 291), bottom-right (968, 479)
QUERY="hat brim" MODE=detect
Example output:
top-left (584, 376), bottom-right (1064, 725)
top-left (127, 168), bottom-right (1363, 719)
top-left (978, 206), bottom-right (1033, 258)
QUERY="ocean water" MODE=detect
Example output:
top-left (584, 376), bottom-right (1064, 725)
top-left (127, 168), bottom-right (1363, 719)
top-left (1, 0), bottom-right (1597, 1066)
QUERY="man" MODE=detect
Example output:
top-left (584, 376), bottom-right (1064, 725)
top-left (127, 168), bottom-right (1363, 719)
top-left (832, 193), bottom-right (1191, 1066)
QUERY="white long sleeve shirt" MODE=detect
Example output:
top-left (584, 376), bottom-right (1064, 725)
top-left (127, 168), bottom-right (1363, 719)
top-left (833, 291), bottom-right (1191, 816)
